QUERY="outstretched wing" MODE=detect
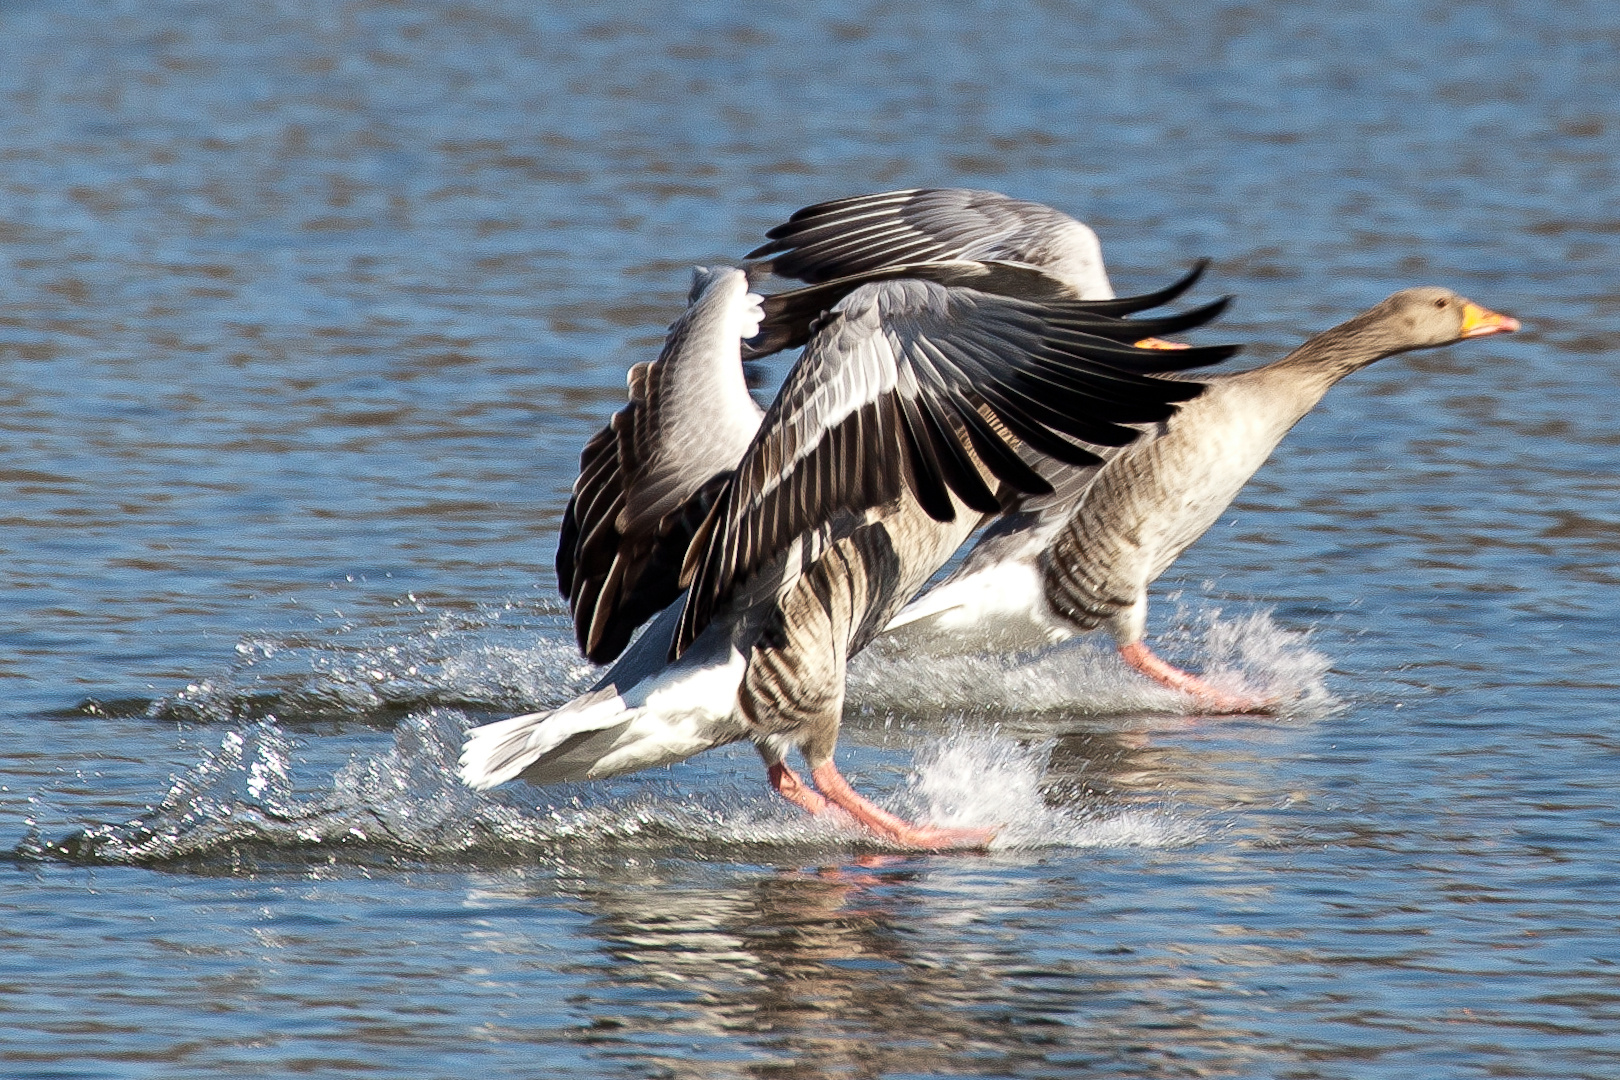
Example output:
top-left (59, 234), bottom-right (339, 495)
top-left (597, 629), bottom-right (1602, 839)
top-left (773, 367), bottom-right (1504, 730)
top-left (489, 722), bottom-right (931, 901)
top-left (558, 267), bottom-right (765, 664)
top-left (747, 188), bottom-right (1114, 297)
top-left (743, 259), bottom-right (1222, 362)
top-left (672, 277), bottom-right (1241, 657)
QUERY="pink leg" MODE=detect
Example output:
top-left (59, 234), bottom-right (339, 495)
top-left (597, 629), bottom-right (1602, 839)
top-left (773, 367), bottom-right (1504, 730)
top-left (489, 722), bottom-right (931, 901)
top-left (768, 761), bottom-right (831, 816)
top-left (808, 761), bottom-right (996, 851)
top-left (1118, 641), bottom-right (1273, 714)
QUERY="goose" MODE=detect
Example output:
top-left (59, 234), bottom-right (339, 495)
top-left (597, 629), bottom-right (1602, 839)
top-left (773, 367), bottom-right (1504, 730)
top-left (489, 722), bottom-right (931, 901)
top-left (749, 188), bottom-right (1520, 710)
top-left (459, 261), bottom-right (1235, 848)
top-left (885, 287), bottom-right (1521, 710)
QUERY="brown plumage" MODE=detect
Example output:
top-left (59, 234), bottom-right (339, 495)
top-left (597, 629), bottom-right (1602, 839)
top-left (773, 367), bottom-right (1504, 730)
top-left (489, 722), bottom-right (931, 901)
top-left (889, 288), bottom-right (1521, 710)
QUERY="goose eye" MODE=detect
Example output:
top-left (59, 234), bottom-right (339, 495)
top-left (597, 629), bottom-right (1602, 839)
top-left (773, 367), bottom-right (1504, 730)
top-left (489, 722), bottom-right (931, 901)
top-left (1434, 297), bottom-right (1449, 309)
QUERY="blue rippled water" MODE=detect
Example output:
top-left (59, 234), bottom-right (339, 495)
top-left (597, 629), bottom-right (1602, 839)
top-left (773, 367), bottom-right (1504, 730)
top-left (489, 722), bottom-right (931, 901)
top-left (3, 1), bottom-right (1618, 1077)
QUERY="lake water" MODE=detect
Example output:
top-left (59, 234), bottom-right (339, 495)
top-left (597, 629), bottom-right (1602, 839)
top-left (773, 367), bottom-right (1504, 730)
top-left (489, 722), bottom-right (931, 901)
top-left (3, 1), bottom-right (1618, 1076)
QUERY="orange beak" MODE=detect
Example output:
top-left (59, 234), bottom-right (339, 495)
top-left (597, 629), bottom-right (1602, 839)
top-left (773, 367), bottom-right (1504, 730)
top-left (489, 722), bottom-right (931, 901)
top-left (1133, 337), bottom-right (1191, 350)
top-left (1458, 302), bottom-right (1520, 339)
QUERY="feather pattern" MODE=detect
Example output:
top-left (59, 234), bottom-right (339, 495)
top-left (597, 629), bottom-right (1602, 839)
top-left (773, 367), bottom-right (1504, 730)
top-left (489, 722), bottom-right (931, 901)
top-left (742, 188), bottom-right (1214, 537)
top-left (557, 267), bottom-right (765, 663)
top-left (743, 260), bottom-right (1225, 362)
top-left (886, 287), bottom-right (1519, 671)
top-left (673, 277), bottom-right (1235, 658)
top-left (748, 188), bottom-right (1116, 298)
top-left (464, 190), bottom-right (1254, 846)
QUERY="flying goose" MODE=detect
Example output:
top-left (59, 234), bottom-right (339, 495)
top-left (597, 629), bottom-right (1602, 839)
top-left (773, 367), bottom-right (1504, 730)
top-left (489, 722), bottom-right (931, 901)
top-left (750, 188), bottom-right (1520, 710)
top-left (460, 262), bottom-right (1235, 848)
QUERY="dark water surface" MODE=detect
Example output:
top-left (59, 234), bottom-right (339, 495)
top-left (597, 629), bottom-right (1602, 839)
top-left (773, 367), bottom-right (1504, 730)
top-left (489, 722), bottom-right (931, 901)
top-left (4, 1), bottom-right (1619, 1077)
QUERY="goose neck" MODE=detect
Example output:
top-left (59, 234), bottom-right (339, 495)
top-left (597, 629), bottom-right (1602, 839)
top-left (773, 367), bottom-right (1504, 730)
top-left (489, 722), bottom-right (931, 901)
top-left (1266, 314), bottom-right (1407, 391)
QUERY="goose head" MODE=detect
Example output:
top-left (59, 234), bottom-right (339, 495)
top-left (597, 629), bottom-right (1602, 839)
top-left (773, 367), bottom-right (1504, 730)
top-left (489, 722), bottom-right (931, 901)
top-left (1282, 287), bottom-right (1519, 385)
top-left (1357, 286), bottom-right (1520, 353)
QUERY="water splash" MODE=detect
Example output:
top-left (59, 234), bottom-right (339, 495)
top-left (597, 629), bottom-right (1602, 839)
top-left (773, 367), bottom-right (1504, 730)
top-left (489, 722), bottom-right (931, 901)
top-left (33, 720), bottom-right (304, 868)
top-left (26, 716), bottom-right (1203, 870)
top-left (850, 607), bottom-right (1335, 718)
top-left (105, 593), bottom-right (1334, 734)
top-left (31, 600), bottom-right (1299, 870)
top-left (1174, 608), bottom-right (1336, 713)
top-left (137, 599), bottom-right (597, 727)
top-left (897, 732), bottom-right (1206, 851)
top-left (26, 712), bottom-right (824, 868)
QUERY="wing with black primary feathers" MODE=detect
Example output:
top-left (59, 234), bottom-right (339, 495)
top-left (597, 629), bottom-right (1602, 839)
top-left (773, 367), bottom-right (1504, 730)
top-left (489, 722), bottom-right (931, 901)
top-left (744, 259), bottom-right (1224, 362)
top-left (672, 277), bottom-right (1241, 658)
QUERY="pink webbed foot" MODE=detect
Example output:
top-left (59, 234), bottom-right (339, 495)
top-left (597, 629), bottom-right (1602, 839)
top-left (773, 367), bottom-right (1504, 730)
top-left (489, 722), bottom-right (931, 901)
top-left (1117, 641), bottom-right (1276, 715)
top-left (766, 760), bottom-right (995, 850)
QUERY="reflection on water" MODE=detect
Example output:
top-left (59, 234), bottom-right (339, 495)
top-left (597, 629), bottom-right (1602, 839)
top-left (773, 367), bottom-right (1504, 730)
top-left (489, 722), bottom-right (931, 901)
top-left (470, 857), bottom-right (1268, 1079)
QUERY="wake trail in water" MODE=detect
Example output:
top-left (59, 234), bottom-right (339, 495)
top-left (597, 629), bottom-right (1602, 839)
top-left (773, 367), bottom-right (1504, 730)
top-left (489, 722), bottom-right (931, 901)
top-left (101, 594), bottom-right (1330, 733)
top-left (23, 714), bottom-right (1204, 869)
top-left (92, 597), bottom-right (599, 727)
top-left (29, 602), bottom-right (1324, 869)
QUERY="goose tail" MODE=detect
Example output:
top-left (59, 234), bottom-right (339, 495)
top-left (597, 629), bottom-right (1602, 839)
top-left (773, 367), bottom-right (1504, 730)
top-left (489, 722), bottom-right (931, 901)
top-left (459, 688), bottom-right (640, 790)
top-left (459, 653), bottom-right (751, 790)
